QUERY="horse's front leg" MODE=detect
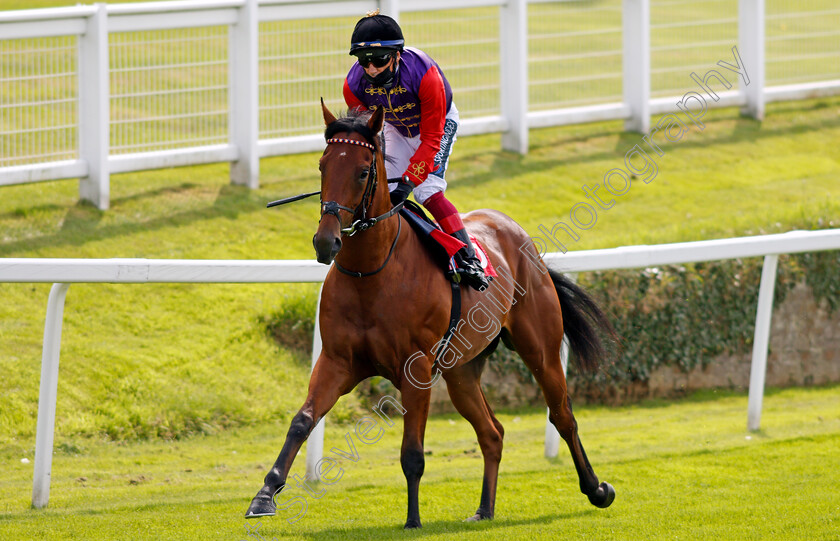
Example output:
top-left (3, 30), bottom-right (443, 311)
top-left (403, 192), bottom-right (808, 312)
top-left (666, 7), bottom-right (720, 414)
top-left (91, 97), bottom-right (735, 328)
top-left (245, 354), bottom-right (363, 518)
top-left (399, 357), bottom-right (433, 529)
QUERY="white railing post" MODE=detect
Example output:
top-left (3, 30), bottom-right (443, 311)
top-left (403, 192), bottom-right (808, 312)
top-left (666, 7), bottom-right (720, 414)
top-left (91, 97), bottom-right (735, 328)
top-left (500, 0), bottom-right (528, 154)
top-left (32, 283), bottom-right (71, 509)
top-left (77, 4), bottom-right (110, 210)
top-left (622, 0), bottom-right (650, 133)
top-left (739, 0), bottom-right (765, 120)
top-left (379, 0), bottom-right (400, 20)
top-left (544, 335), bottom-right (568, 458)
top-left (545, 273), bottom-right (575, 458)
top-left (305, 284), bottom-right (325, 481)
top-left (229, 0), bottom-right (259, 188)
top-left (747, 254), bottom-right (778, 431)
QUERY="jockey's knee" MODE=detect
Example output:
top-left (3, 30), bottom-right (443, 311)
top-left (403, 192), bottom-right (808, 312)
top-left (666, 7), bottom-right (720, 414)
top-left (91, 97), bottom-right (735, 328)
top-left (413, 175), bottom-right (447, 205)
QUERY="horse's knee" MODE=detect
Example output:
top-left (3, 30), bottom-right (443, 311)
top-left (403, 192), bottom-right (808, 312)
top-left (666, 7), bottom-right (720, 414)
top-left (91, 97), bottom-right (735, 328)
top-left (287, 411), bottom-right (314, 441)
top-left (401, 447), bottom-right (425, 479)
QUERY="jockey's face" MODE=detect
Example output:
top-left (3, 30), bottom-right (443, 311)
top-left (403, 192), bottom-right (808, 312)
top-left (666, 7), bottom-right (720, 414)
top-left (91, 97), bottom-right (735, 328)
top-left (362, 51), bottom-right (399, 78)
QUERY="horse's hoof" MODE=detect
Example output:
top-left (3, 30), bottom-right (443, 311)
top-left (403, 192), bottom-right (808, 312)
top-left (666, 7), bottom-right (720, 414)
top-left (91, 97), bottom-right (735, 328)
top-left (465, 512), bottom-right (493, 522)
top-left (588, 482), bottom-right (616, 509)
top-left (245, 489), bottom-right (278, 518)
top-left (404, 519), bottom-right (422, 529)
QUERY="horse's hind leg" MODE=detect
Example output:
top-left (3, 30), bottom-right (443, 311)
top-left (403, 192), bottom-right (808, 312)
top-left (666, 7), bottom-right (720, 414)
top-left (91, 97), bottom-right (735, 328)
top-left (245, 354), bottom-right (368, 518)
top-left (442, 350), bottom-right (504, 521)
top-left (552, 391), bottom-right (615, 507)
top-left (504, 320), bottom-right (615, 509)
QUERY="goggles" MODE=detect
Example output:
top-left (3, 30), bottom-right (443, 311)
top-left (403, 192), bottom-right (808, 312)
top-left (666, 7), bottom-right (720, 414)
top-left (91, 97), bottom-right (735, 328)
top-left (356, 52), bottom-right (393, 69)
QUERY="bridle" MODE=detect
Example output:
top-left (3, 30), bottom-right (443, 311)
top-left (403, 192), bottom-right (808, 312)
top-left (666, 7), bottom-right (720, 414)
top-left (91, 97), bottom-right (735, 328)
top-left (319, 137), bottom-right (397, 237)
top-left (318, 135), bottom-right (403, 277)
top-left (266, 134), bottom-right (404, 237)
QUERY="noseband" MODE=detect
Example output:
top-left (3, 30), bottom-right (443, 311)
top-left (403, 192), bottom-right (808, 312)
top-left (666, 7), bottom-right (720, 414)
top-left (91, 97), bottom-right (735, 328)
top-left (320, 137), bottom-right (403, 236)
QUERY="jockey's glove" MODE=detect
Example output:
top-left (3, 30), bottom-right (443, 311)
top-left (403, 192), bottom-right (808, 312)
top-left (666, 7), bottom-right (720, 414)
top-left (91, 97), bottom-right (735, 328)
top-left (390, 176), bottom-right (415, 206)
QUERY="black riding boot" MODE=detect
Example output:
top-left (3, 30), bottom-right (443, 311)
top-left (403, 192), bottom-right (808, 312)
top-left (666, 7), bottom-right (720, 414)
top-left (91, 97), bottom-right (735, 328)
top-left (451, 228), bottom-right (490, 291)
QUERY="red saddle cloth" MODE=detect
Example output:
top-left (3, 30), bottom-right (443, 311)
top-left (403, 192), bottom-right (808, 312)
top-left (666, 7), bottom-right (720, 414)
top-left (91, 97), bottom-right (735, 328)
top-left (466, 234), bottom-right (498, 278)
top-left (399, 201), bottom-right (497, 278)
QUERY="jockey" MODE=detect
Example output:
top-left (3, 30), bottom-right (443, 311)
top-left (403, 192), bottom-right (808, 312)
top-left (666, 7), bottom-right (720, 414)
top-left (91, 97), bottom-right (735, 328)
top-left (342, 11), bottom-right (490, 291)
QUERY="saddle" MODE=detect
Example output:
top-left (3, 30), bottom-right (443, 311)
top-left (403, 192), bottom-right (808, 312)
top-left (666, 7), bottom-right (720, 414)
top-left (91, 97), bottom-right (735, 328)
top-left (398, 200), bottom-right (496, 282)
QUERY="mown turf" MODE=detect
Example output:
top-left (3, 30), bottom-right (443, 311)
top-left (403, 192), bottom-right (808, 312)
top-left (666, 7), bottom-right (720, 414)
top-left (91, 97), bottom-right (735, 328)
top-left (1, 385), bottom-right (838, 540)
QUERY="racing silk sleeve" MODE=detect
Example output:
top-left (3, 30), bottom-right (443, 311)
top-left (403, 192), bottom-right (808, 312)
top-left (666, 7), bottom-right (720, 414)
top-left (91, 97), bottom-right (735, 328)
top-left (343, 78), bottom-right (366, 112)
top-left (403, 65), bottom-right (447, 186)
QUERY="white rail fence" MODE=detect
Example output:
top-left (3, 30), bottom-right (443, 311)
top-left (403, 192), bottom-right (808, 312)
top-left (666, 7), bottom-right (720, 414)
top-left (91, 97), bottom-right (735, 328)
top-left (2, 228), bottom-right (839, 508)
top-left (1, 0), bottom-right (839, 209)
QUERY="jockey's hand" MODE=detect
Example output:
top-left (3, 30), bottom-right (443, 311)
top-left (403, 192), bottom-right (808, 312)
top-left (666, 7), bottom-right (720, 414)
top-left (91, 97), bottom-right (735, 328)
top-left (390, 176), bottom-right (415, 206)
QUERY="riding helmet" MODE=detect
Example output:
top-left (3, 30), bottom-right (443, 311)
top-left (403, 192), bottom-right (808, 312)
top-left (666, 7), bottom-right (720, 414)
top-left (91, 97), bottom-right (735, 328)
top-left (349, 11), bottom-right (405, 56)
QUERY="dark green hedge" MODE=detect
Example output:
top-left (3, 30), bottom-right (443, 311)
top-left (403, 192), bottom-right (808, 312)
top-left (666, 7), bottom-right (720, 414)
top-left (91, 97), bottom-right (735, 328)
top-left (489, 248), bottom-right (840, 398)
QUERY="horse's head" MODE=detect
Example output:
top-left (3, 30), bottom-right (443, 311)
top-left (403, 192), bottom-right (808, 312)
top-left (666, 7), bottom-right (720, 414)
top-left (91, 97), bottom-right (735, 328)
top-left (313, 100), bottom-right (386, 265)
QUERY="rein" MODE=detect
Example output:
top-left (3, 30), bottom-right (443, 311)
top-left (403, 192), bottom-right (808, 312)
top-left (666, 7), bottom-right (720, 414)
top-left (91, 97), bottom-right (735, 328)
top-left (336, 217), bottom-right (401, 278)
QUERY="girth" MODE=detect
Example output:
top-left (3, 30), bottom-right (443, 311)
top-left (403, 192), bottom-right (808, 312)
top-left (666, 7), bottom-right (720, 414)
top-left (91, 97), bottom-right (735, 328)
top-left (433, 280), bottom-right (461, 371)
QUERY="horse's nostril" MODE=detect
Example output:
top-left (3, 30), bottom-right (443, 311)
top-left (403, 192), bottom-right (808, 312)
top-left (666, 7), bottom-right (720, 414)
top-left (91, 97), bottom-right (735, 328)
top-left (313, 232), bottom-right (342, 265)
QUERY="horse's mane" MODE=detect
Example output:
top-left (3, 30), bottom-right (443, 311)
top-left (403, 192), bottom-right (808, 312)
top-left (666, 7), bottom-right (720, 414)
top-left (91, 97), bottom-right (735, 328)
top-left (324, 109), bottom-right (377, 146)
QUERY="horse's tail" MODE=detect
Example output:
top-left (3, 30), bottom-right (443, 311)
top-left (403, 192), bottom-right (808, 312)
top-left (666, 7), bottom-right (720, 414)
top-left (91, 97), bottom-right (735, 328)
top-left (549, 268), bottom-right (618, 373)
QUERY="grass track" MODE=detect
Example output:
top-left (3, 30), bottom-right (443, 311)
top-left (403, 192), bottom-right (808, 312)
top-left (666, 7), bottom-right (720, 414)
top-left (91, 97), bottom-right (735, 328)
top-left (2, 3), bottom-right (839, 538)
top-left (1, 385), bottom-right (838, 539)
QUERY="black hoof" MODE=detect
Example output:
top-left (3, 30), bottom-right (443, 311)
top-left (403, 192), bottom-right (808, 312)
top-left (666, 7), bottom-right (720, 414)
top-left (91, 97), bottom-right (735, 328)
top-left (245, 486), bottom-right (282, 519)
top-left (588, 482), bottom-right (616, 509)
top-left (404, 519), bottom-right (422, 529)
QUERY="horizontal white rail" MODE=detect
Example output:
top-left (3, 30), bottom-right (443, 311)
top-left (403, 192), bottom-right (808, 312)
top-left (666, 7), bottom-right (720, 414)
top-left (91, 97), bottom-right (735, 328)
top-left (0, 160), bottom-right (88, 187)
top-left (5, 229), bottom-right (835, 285)
top-left (543, 229), bottom-right (840, 272)
top-left (0, 258), bottom-right (328, 283)
top-left (4, 228), bottom-right (839, 507)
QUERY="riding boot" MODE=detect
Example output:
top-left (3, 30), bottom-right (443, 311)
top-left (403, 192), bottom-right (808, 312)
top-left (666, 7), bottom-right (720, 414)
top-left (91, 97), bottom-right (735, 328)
top-left (451, 228), bottom-right (490, 291)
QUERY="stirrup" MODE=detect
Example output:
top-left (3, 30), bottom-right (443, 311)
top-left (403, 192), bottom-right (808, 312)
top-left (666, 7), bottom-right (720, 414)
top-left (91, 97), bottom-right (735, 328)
top-left (455, 259), bottom-right (490, 291)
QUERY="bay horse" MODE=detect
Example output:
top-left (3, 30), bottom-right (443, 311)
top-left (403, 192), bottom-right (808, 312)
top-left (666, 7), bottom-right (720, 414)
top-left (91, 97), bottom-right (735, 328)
top-left (246, 102), bottom-right (617, 528)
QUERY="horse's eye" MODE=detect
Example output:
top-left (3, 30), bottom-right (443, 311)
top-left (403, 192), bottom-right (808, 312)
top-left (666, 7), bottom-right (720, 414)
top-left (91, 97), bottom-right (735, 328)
top-left (360, 169), bottom-right (369, 181)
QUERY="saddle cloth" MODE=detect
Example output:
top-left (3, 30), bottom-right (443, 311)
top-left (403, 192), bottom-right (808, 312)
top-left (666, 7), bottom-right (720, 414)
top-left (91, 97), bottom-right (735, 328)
top-left (399, 201), bottom-right (497, 278)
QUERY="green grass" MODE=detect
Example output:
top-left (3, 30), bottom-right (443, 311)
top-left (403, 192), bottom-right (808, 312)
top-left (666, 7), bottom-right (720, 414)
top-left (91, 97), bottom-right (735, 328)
top-left (2, 95), bottom-right (840, 449)
top-left (1, 385), bottom-right (838, 539)
top-left (2, 3), bottom-right (839, 538)
top-left (0, 8), bottom-right (839, 537)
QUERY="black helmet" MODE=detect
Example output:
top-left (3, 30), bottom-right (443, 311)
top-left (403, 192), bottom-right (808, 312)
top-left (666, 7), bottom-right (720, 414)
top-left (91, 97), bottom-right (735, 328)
top-left (349, 11), bottom-right (404, 56)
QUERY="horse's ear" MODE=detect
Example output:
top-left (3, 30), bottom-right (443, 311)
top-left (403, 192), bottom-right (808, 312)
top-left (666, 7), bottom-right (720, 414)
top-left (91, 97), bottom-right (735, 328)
top-left (367, 105), bottom-right (384, 134)
top-left (321, 97), bottom-right (337, 126)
